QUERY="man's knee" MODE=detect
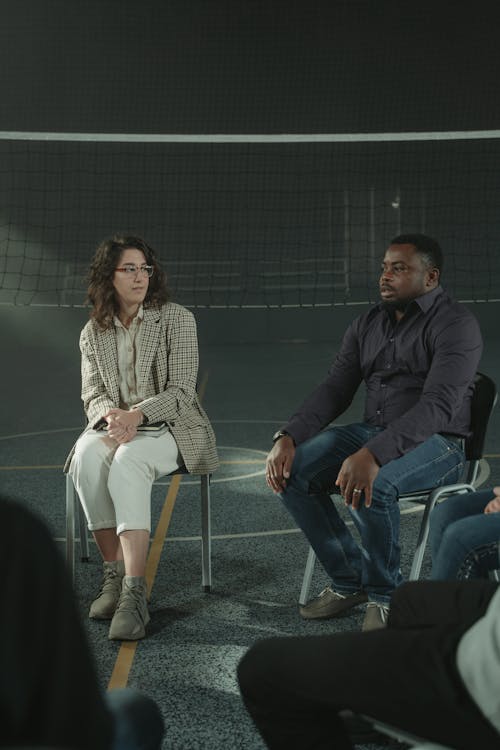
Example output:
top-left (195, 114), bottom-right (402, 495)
top-left (287, 441), bottom-right (343, 497)
top-left (370, 472), bottom-right (399, 508)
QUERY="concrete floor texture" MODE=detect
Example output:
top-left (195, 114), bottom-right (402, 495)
top-left (1, 304), bottom-right (499, 749)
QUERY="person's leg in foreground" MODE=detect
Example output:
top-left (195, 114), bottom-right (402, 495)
top-left (238, 580), bottom-right (499, 750)
top-left (1, 495), bottom-right (164, 749)
top-left (429, 488), bottom-right (500, 580)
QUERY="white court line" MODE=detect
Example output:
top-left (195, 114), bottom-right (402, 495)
top-left (53, 504), bottom-right (426, 545)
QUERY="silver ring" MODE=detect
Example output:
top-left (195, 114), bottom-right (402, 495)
top-left (352, 488), bottom-right (362, 494)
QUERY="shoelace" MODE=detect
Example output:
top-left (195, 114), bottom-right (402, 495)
top-left (318, 586), bottom-right (346, 600)
top-left (367, 602), bottom-right (389, 623)
top-left (96, 568), bottom-right (121, 596)
top-left (116, 585), bottom-right (146, 615)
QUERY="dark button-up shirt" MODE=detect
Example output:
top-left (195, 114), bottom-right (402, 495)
top-left (284, 286), bottom-right (483, 466)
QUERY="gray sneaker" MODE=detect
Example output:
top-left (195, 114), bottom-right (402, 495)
top-left (89, 560), bottom-right (125, 620)
top-left (299, 586), bottom-right (368, 620)
top-left (362, 602), bottom-right (390, 631)
top-left (108, 577), bottom-right (150, 641)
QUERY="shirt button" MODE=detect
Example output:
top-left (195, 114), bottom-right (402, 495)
top-left (389, 337), bottom-right (394, 343)
top-left (381, 383), bottom-right (387, 389)
top-left (376, 409), bottom-right (381, 415)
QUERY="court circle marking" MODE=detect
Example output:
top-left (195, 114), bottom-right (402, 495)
top-left (0, 428), bottom-right (267, 485)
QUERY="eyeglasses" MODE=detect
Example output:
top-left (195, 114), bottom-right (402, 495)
top-left (115, 264), bottom-right (154, 278)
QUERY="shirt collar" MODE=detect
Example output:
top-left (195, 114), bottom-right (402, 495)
top-left (378, 285), bottom-right (444, 317)
top-left (114, 304), bottom-right (144, 329)
top-left (412, 285), bottom-right (444, 312)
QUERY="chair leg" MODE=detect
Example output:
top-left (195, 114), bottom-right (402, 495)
top-left (409, 482), bottom-right (475, 581)
top-left (66, 474), bottom-right (91, 585)
top-left (200, 474), bottom-right (212, 592)
top-left (408, 507), bottom-right (433, 581)
top-left (65, 473), bottom-right (76, 583)
top-left (78, 500), bottom-right (90, 562)
top-left (299, 546), bottom-right (316, 605)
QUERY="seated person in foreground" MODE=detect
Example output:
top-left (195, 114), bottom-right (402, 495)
top-left (65, 234), bottom-right (218, 641)
top-left (266, 234), bottom-right (482, 630)
top-left (0, 495), bottom-right (164, 750)
top-left (238, 578), bottom-right (500, 750)
top-left (429, 485), bottom-right (500, 580)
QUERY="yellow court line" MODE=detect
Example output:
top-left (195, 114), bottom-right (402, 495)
top-left (145, 475), bottom-right (183, 595)
top-left (107, 474), bottom-right (182, 690)
top-left (0, 464), bottom-right (64, 470)
top-left (107, 371), bottom-right (210, 690)
top-left (0, 458), bottom-right (265, 470)
top-left (484, 454), bottom-right (500, 458)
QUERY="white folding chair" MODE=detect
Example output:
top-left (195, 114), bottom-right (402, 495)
top-left (65, 467), bottom-right (213, 591)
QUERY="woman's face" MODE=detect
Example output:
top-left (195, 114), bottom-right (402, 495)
top-left (112, 248), bottom-right (150, 311)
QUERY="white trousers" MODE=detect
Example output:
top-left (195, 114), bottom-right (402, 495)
top-left (69, 429), bottom-right (181, 534)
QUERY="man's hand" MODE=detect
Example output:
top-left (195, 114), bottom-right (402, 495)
top-left (335, 447), bottom-right (380, 509)
top-left (266, 435), bottom-right (295, 494)
top-left (104, 408), bottom-right (143, 444)
top-left (484, 486), bottom-right (500, 514)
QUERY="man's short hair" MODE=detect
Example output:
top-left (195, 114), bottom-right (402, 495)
top-left (390, 233), bottom-right (443, 274)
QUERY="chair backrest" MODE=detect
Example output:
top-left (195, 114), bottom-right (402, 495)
top-left (465, 371), bottom-right (497, 462)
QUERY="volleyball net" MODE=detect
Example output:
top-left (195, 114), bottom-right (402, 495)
top-left (1, 130), bottom-right (499, 308)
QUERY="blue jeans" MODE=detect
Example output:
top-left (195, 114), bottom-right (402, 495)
top-left (106, 688), bottom-right (164, 750)
top-left (429, 488), bottom-right (500, 580)
top-left (280, 423), bottom-right (465, 603)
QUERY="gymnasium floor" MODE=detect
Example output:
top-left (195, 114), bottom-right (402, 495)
top-left (1, 305), bottom-right (499, 750)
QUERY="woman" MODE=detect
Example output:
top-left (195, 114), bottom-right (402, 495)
top-left (429, 486), bottom-right (500, 580)
top-left (65, 234), bottom-right (218, 641)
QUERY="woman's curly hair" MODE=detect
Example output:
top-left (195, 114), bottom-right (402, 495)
top-left (86, 234), bottom-right (169, 329)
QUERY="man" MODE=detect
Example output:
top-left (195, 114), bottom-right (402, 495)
top-left (237, 579), bottom-right (500, 750)
top-left (266, 234), bottom-right (482, 630)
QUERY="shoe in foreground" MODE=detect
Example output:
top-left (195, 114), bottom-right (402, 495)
top-left (362, 601), bottom-right (390, 631)
top-left (300, 586), bottom-right (368, 620)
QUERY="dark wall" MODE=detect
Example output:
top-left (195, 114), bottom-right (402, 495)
top-left (2, 1), bottom-right (500, 327)
top-left (1, 0), bottom-right (499, 134)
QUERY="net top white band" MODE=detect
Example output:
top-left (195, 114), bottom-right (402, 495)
top-left (1, 130), bottom-right (500, 143)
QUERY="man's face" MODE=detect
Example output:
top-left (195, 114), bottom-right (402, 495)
top-left (379, 243), bottom-right (438, 310)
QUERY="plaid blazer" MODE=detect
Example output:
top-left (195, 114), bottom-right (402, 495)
top-left (64, 302), bottom-right (219, 474)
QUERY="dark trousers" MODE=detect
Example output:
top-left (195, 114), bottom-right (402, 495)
top-left (237, 581), bottom-right (500, 750)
